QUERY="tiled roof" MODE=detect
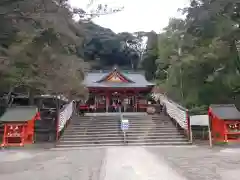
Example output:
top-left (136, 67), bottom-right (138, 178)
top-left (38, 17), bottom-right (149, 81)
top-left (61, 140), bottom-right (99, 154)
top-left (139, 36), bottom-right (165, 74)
top-left (0, 106), bottom-right (38, 122)
top-left (209, 104), bottom-right (240, 120)
top-left (83, 71), bottom-right (154, 88)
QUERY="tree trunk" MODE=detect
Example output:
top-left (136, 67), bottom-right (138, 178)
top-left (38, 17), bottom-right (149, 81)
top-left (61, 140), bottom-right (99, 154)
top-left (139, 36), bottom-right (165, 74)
top-left (131, 59), bottom-right (134, 69)
top-left (28, 89), bottom-right (35, 105)
top-left (6, 86), bottom-right (14, 108)
top-left (230, 39), bottom-right (240, 72)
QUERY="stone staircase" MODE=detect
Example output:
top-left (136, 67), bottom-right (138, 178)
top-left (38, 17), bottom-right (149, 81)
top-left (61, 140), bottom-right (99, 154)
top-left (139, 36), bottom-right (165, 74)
top-left (56, 113), bottom-right (191, 148)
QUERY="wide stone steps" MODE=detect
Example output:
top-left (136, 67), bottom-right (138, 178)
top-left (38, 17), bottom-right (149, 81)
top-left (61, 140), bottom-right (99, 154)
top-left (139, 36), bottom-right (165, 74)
top-left (59, 139), bottom-right (188, 145)
top-left (72, 120), bottom-right (171, 123)
top-left (56, 141), bottom-right (191, 148)
top-left (71, 123), bottom-right (173, 127)
top-left (70, 120), bottom-right (174, 124)
top-left (61, 135), bottom-right (185, 140)
top-left (56, 114), bottom-right (191, 148)
top-left (64, 127), bottom-right (179, 131)
top-left (61, 132), bottom-right (186, 138)
top-left (63, 130), bottom-right (183, 135)
top-left (68, 125), bottom-right (175, 129)
top-left (61, 132), bottom-right (184, 136)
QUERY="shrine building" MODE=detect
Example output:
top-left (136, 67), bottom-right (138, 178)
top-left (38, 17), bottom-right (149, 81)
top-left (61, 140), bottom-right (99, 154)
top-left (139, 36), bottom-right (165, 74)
top-left (83, 67), bottom-right (154, 112)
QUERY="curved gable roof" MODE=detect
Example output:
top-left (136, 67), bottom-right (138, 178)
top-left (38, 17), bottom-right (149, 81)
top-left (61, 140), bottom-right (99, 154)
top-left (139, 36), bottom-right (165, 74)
top-left (83, 70), bottom-right (154, 88)
top-left (97, 68), bottom-right (134, 83)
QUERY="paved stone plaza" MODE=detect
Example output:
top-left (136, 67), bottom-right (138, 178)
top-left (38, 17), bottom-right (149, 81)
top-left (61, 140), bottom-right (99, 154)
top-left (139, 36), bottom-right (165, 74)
top-left (0, 146), bottom-right (240, 180)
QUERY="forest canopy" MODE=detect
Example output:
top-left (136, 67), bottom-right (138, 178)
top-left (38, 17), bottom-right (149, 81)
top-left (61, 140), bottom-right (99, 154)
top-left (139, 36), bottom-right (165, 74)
top-left (151, 0), bottom-right (240, 113)
top-left (2, 0), bottom-right (239, 114)
top-left (0, 0), bottom-right (141, 100)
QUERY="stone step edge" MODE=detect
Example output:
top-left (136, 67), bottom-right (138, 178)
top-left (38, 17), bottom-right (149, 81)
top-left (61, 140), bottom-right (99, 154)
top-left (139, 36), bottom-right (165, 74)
top-left (63, 131), bottom-right (183, 134)
top-left (59, 140), bottom-right (189, 144)
top-left (70, 122), bottom-right (172, 124)
top-left (52, 145), bottom-right (196, 151)
top-left (64, 127), bottom-right (180, 130)
top-left (69, 124), bottom-right (175, 126)
top-left (61, 133), bottom-right (186, 136)
top-left (61, 134), bottom-right (185, 138)
top-left (60, 137), bottom-right (187, 140)
top-left (56, 142), bottom-right (192, 147)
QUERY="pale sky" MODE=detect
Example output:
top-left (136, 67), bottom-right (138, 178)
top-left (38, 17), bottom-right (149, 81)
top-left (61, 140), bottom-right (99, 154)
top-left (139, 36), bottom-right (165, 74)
top-left (69, 0), bottom-right (189, 33)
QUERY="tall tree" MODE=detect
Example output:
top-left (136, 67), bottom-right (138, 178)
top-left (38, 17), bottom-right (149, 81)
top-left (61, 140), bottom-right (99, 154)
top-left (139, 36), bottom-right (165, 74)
top-left (155, 0), bottom-right (240, 112)
top-left (142, 31), bottom-right (158, 80)
top-left (0, 0), bottom-right (88, 100)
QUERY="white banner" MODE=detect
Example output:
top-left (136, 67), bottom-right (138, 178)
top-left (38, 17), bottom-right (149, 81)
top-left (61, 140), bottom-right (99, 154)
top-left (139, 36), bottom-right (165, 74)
top-left (58, 101), bottom-right (73, 132)
top-left (152, 93), bottom-right (188, 130)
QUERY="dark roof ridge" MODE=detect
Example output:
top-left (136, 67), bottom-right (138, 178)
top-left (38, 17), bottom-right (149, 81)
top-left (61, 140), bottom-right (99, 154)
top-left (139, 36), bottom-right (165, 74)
top-left (88, 70), bottom-right (145, 74)
top-left (97, 68), bottom-right (134, 83)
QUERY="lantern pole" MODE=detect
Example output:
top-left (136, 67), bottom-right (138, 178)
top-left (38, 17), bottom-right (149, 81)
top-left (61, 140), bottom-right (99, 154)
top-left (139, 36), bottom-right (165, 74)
top-left (189, 125), bottom-right (193, 143)
top-left (208, 115), bottom-right (213, 147)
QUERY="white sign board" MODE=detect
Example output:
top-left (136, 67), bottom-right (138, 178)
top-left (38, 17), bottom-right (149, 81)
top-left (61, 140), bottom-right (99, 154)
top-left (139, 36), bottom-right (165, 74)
top-left (190, 115), bottom-right (209, 126)
top-left (121, 119), bottom-right (129, 131)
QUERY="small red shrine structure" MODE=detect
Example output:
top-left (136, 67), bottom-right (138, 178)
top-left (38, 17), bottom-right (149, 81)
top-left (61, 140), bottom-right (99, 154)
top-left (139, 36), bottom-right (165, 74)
top-left (208, 104), bottom-right (240, 143)
top-left (82, 67), bottom-right (155, 112)
top-left (0, 106), bottom-right (40, 147)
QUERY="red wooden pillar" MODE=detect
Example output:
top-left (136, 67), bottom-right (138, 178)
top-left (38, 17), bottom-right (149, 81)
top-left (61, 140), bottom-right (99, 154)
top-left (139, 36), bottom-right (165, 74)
top-left (94, 94), bottom-right (97, 111)
top-left (134, 90), bottom-right (139, 112)
top-left (122, 90), bottom-right (126, 112)
top-left (186, 109), bottom-right (190, 140)
top-left (106, 91), bottom-right (109, 112)
top-left (223, 122), bottom-right (228, 143)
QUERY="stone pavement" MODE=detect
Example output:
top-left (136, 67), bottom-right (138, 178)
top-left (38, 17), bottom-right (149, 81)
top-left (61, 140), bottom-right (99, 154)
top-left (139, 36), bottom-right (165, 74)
top-left (147, 146), bottom-right (240, 180)
top-left (0, 148), bottom-right (106, 180)
top-left (84, 112), bottom-right (147, 116)
top-left (103, 146), bottom-right (187, 180)
top-left (0, 146), bottom-right (240, 180)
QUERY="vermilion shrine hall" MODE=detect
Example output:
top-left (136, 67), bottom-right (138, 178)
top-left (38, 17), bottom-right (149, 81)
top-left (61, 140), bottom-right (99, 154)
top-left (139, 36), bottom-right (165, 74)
top-left (82, 67), bottom-right (155, 112)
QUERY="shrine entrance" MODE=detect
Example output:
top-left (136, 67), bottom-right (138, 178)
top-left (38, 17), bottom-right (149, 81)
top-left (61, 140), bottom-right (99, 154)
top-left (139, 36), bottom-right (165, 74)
top-left (86, 89), bottom-right (150, 113)
top-left (109, 92), bottom-right (120, 112)
top-left (108, 92), bottom-right (137, 112)
top-left (81, 67), bottom-right (154, 113)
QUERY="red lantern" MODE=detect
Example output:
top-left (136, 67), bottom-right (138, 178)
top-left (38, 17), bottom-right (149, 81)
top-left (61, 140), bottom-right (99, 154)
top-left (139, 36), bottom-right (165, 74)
top-left (6, 125), bottom-right (23, 137)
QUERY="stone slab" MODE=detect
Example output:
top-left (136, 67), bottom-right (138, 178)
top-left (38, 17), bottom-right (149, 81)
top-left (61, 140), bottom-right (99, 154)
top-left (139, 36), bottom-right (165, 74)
top-left (103, 147), bottom-right (187, 180)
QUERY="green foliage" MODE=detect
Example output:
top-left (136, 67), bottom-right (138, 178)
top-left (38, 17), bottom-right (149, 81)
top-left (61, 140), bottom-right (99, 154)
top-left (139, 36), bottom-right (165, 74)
top-left (0, 0), bottom-right (128, 100)
top-left (79, 23), bottom-right (146, 70)
top-left (188, 105), bottom-right (208, 115)
top-left (142, 31), bottom-right (158, 80)
top-left (155, 1), bottom-right (240, 110)
top-left (0, 0), bottom-right (88, 100)
top-left (72, 0), bottom-right (124, 21)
